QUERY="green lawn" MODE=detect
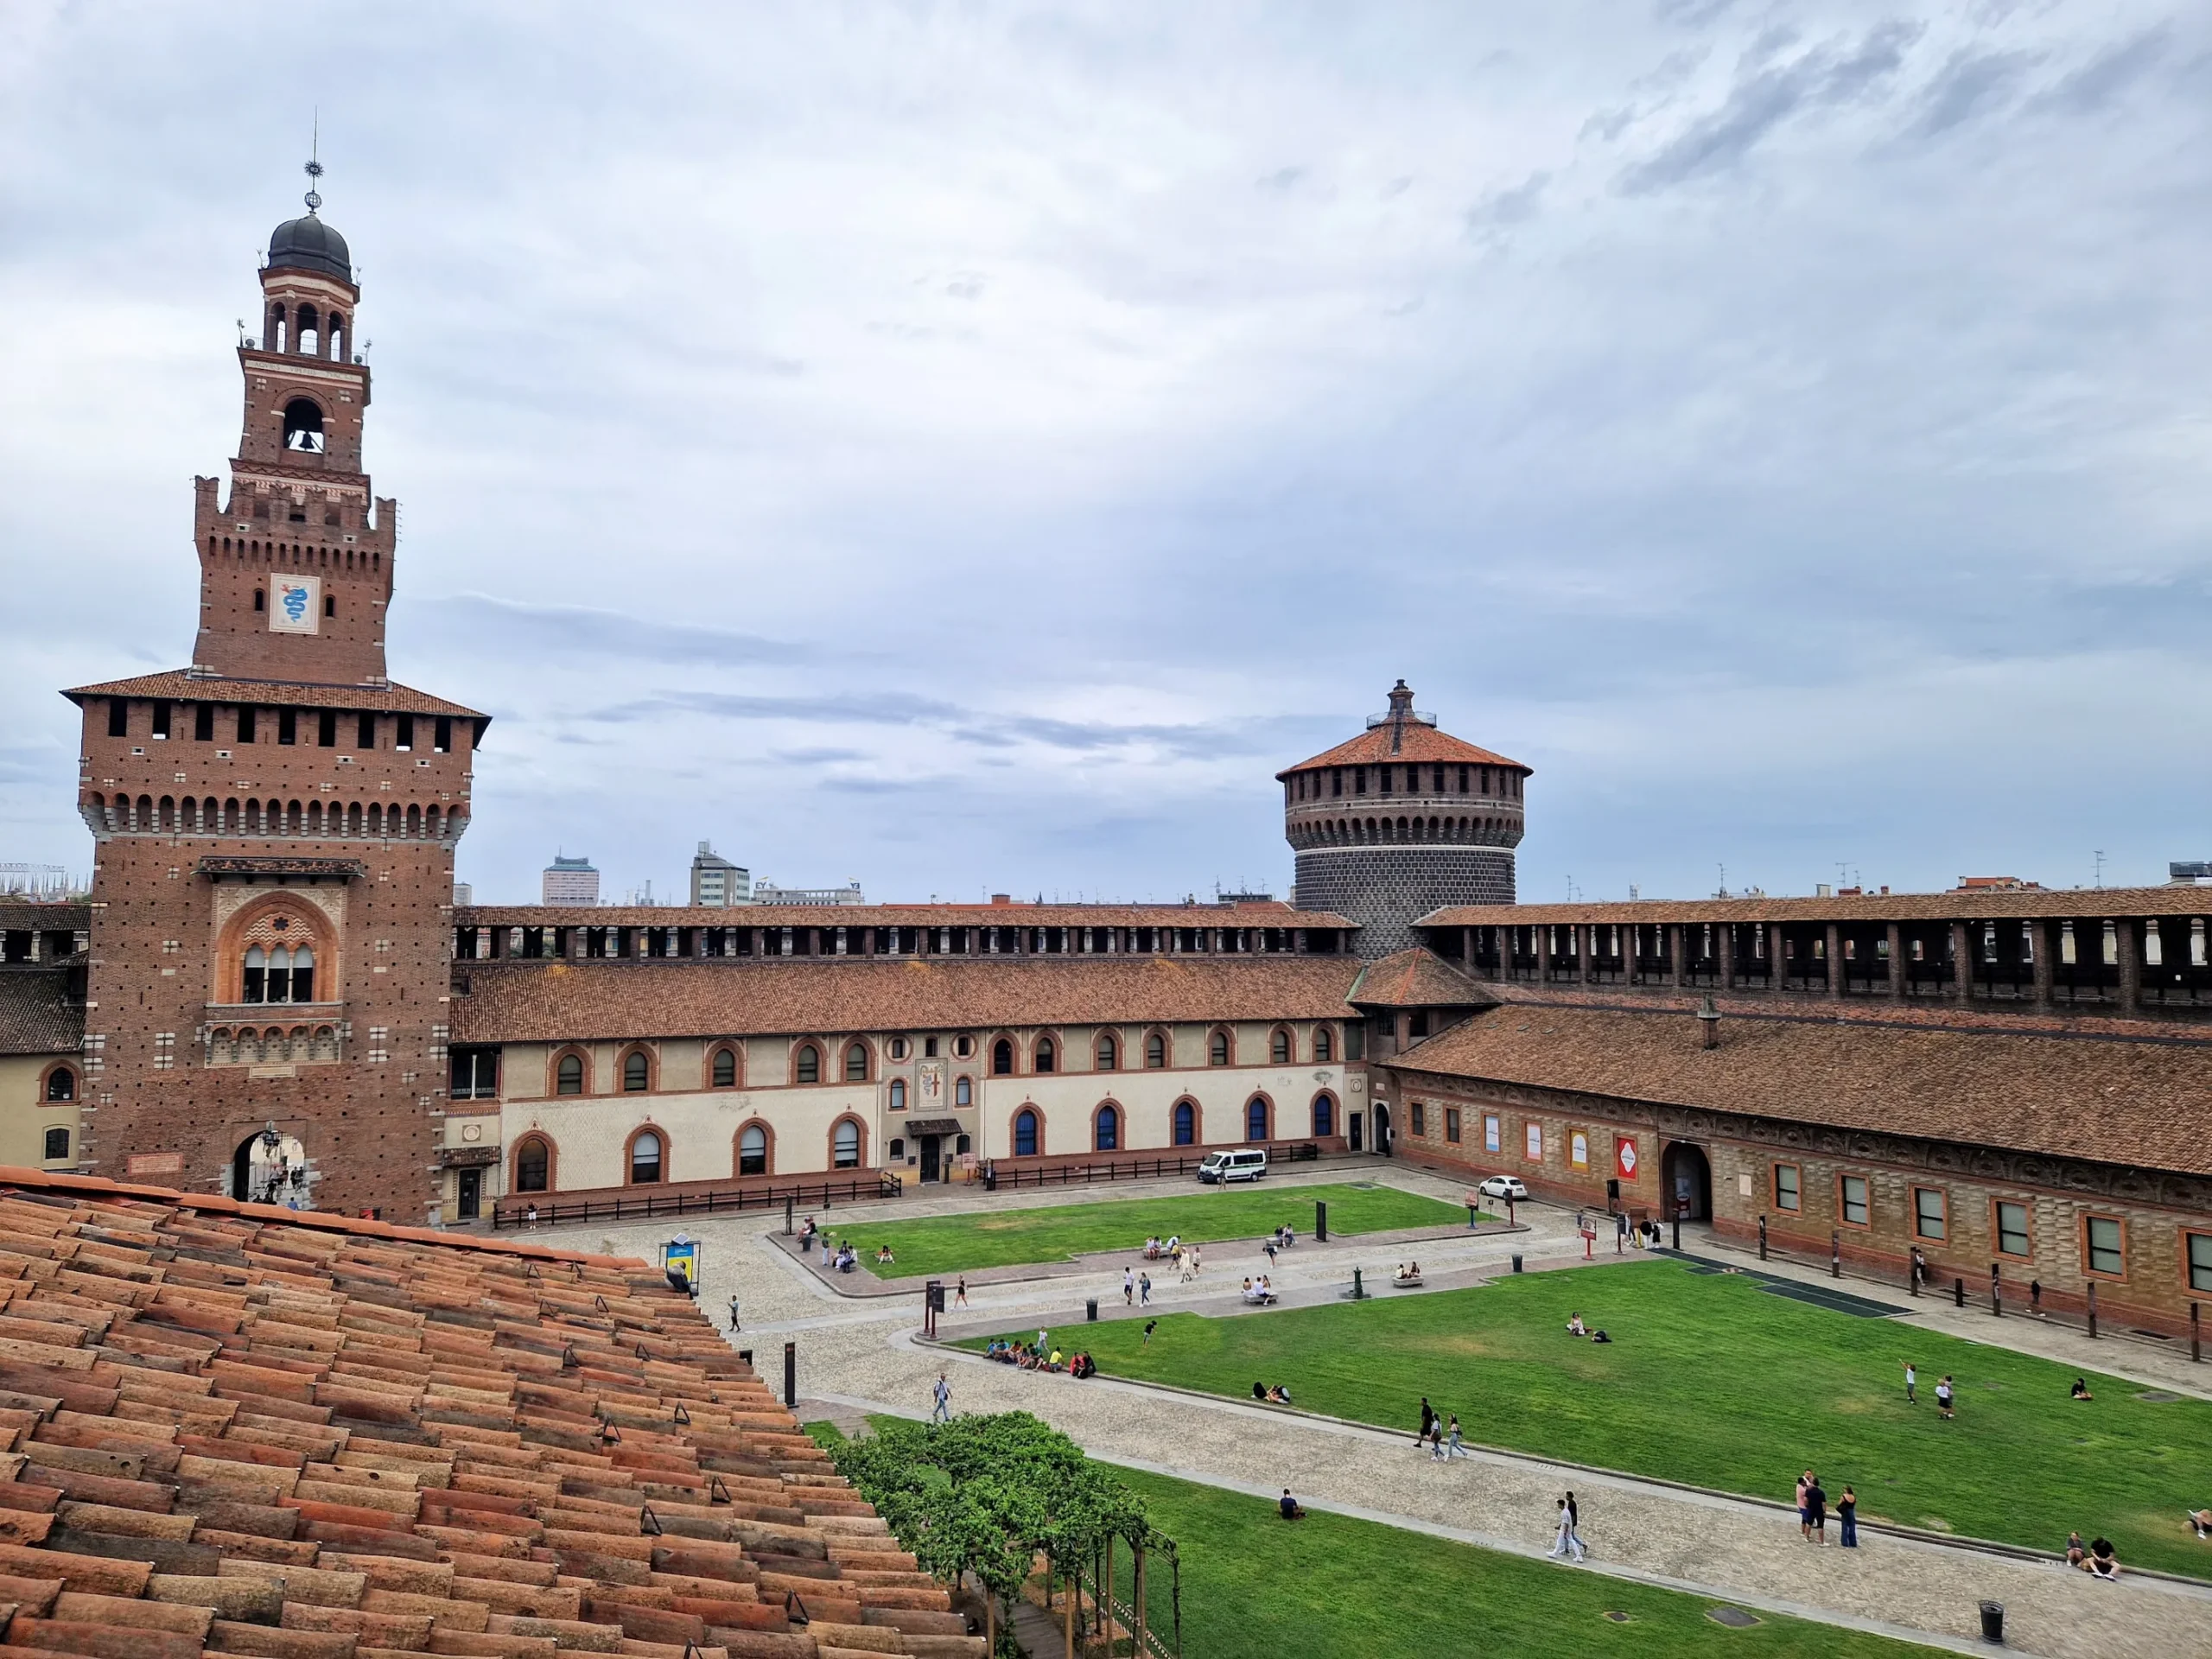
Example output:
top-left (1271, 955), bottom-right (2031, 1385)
top-left (801, 1420), bottom-right (1934, 1657)
top-left (848, 1181), bottom-right (1471, 1279)
top-left (963, 1259), bottom-right (2212, 1577)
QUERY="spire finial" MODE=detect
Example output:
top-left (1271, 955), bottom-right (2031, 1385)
top-left (302, 112), bottom-right (324, 213)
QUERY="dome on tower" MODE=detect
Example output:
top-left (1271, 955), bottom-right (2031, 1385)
top-left (266, 213), bottom-right (353, 282)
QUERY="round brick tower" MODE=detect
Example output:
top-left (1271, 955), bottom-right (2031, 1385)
top-left (1278, 680), bottom-right (1529, 957)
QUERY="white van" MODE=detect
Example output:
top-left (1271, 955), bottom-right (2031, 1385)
top-left (1198, 1148), bottom-right (1268, 1185)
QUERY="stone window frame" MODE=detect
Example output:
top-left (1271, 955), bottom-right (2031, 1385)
top-left (1141, 1027), bottom-right (1171, 1070)
top-left (1093, 1030), bottom-right (1121, 1071)
top-left (1010, 1104), bottom-right (1044, 1159)
top-left (707, 1043), bottom-right (744, 1090)
top-left (1170, 1096), bottom-right (1201, 1147)
top-left (2182, 1229), bottom-right (2212, 1297)
top-left (829, 1113), bottom-right (868, 1171)
top-left (989, 1033), bottom-right (1019, 1077)
top-left (842, 1038), bottom-right (874, 1084)
top-left (617, 1044), bottom-right (657, 1095)
top-left (1091, 1099), bottom-right (1122, 1154)
top-left (1032, 1032), bottom-right (1060, 1075)
top-left (1243, 1092), bottom-right (1274, 1142)
top-left (1310, 1090), bottom-right (1337, 1138)
top-left (1911, 1185), bottom-right (1948, 1243)
top-left (792, 1041), bottom-right (823, 1086)
top-left (39, 1062), bottom-right (78, 1104)
top-left (1313, 1025), bottom-right (1335, 1064)
top-left (2082, 1212), bottom-right (2127, 1281)
top-left (624, 1123), bottom-right (669, 1185)
top-left (1991, 1198), bottom-right (2033, 1262)
top-left (1408, 1100), bottom-right (1427, 1138)
top-left (1268, 1025), bottom-right (1295, 1065)
top-left (1444, 1106), bottom-right (1462, 1144)
top-left (1522, 1120), bottom-right (1544, 1163)
top-left (1837, 1172), bottom-right (1872, 1229)
top-left (1772, 1162), bottom-right (1802, 1213)
top-left (1207, 1027), bottom-right (1236, 1067)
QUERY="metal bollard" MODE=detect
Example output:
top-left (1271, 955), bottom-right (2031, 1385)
top-left (784, 1340), bottom-right (797, 1407)
top-left (1316, 1200), bottom-right (1328, 1243)
top-left (2087, 1281), bottom-right (2098, 1339)
top-left (1954, 1276), bottom-right (1964, 1309)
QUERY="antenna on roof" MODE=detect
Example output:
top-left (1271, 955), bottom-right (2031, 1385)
top-left (302, 111), bottom-right (325, 213)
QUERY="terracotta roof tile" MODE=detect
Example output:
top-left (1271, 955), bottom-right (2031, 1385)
top-left (0, 973), bottom-right (81, 1058)
top-left (0, 1171), bottom-right (969, 1657)
top-left (1278, 721), bottom-right (1527, 778)
top-left (1390, 1000), bottom-right (2212, 1177)
top-left (1346, 947), bottom-right (1495, 1009)
top-left (61, 671), bottom-right (485, 721)
top-left (1424, 885), bottom-right (2212, 926)
top-left (461, 902), bottom-right (1349, 929)
top-left (453, 956), bottom-right (1367, 1044)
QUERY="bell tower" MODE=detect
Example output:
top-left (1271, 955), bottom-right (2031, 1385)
top-left (190, 157), bottom-right (397, 687)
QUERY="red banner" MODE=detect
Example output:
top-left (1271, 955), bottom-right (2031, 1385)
top-left (1615, 1136), bottom-right (1640, 1181)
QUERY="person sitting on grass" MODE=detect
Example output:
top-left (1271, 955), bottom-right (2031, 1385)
top-left (874, 1244), bottom-right (895, 1264)
top-left (1253, 1381), bottom-right (1269, 1401)
top-left (1268, 1383), bottom-right (1294, 1405)
top-left (2067, 1531), bottom-right (2088, 1567)
top-left (1070, 1352), bottom-right (1096, 1379)
top-left (2070, 1377), bottom-right (2094, 1401)
top-left (1279, 1488), bottom-right (1306, 1521)
top-left (1589, 1328), bottom-right (1612, 1344)
top-left (2189, 1510), bottom-right (2212, 1541)
top-left (1047, 1348), bottom-right (1065, 1372)
top-left (1567, 1313), bottom-right (1588, 1338)
top-left (2088, 1538), bottom-right (2120, 1580)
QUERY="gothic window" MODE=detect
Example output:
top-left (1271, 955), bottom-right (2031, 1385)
top-left (1173, 1101), bottom-right (1195, 1145)
top-left (1245, 1096), bottom-right (1269, 1141)
top-left (1209, 1030), bottom-right (1231, 1066)
top-left (833, 1119), bottom-right (861, 1169)
top-left (43, 1067), bottom-right (75, 1103)
top-left (556, 1054), bottom-right (584, 1095)
top-left (711, 1046), bottom-right (738, 1088)
top-left (1096, 1033), bottom-right (1118, 1070)
top-left (739, 1123), bottom-right (768, 1176)
top-left (845, 1043), bottom-right (870, 1082)
top-left (955, 1075), bottom-right (972, 1106)
top-left (515, 1136), bottom-right (550, 1192)
top-left (1312, 1093), bottom-right (1335, 1137)
top-left (796, 1044), bottom-right (820, 1084)
top-left (1145, 1032), bottom-right (1166, 1068)
top-left (1014, 1108), bottom-right (1039, 1158)
top-left (1095, 1104), bottom-right (1120, 1153)
top-left (1314, 1027), bottom-right (1333, 1063)
top-left (1270, 1029), bottom-right (1291, 1065)
top-left (623, 1051), bottom-right (650, 1091)
top-left (992, 1039), bottom-right (1014, 1076)
top-left (628, 1131), bottom-right (663, 1185)
top-left (1034, 1038), bottom-right (1056, 1073)
top-left (282, 398), bottom-right (325, 454)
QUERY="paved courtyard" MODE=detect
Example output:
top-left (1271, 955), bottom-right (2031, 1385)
top-left (543, 1162), bottom-right (2212, 1659)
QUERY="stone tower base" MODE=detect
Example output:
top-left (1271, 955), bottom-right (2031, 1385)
top-left (1294, 846), bottom-right (1516, 957)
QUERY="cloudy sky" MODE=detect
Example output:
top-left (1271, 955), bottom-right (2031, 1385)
top-left (3, 3), bottom-right (2207, 906)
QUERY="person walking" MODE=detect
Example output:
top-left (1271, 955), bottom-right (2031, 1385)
top-left (1446, 1413), bottom-right (1468, 1458)
top-left (728, 1295), bottom-right (741, 1333)
top-left (1838, 1485), bottom-right (1858, 1548)
top-left (1416, 1395), bottom-right (1436, 1447)
top-left (1123, 1268), bottom-right (1135, 1307)
top-left (1429, 1419), bottom-right (1446, 1460)
top-left (1142, 1319), bottom-right (1158, 1347)
top-left (1936, 1375), bottom-right (1955, 1420)
top-left (1139, 1271), bottom-right (1152, 1306)
top-left (1616, 1211), bottom-right (1629, 1254)
top-left (1902, 1362), bottom-right (1916, 1405)
top-left (954, 1276), bottom-right (969, 1308)
top-left (931, 1372), bottom-right (950, 1424)
top-left (1264, 1239), bottom-right (1279, 1268)
top-left (1548, 1493), bottom-right (1586, 1562)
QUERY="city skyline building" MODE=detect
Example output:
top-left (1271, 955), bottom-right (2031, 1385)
top-left (541, 853), bottom-right (599, 906)
top-left (690, 842), bottom-right (749, 907)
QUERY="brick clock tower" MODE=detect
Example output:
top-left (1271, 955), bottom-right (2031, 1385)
top-left (60, 171), bottom-right (485, 1219)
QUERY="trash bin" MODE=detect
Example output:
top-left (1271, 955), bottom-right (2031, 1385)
top-left (1511, 1254), bottom-right (1524, 1274)
top-left (1086, 1299), bottom-right (1098, 1322)
top-left (1978, 1600), bottom-right (2003, 1643)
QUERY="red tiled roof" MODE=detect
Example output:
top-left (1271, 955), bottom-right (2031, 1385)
top-left (1423, 886), bottom-right (2212, 925)
top-left (1277, 722), bottom-right (1526, 779)
top-left (1389, 1001), bottom-right (2212, 1178)
top-left (0, 974), bottom-right (82, 1058)
top-left (462, 903), bottom-right (1350, 929)
top-left (62, 671), bottom-right (486, 721)
top-left (454, 957), bottom-right (1367, 1045)
top-left (1346, 948), bottom-right (1494, 1009)
top-left (0, 1167), bottom-right (976, 1656)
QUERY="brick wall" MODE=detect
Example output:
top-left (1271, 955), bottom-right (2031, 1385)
top-left (1294, 846), bottom-right (1516, 957)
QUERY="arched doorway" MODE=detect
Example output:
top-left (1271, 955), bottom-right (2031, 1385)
top-left (231, 1127), bottom-right (308, 1205)
top-left (1661, 1141), bottom-right (1713, 1222)
top-left (1373, 1103), bottom-right (1393, 1158)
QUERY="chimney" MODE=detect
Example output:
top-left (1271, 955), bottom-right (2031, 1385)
top-left (1697, 994), bottom-right (1721, 1051)
top-left (1386, 679), bottom-right (1414, 754)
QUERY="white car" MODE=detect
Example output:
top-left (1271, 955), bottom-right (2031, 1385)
top-left (1476, 1175), bottom-right (1529, 1203)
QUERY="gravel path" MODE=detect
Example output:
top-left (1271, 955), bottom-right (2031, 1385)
top-left (554, 1165), bottom-right (2212, 1658)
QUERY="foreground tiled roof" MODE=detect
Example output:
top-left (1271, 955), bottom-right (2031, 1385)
top-left (1277, 721), bottom-right (1526, 778)
top-left (0, 906), bottom-right (90, 934)
top-left (1390, 1001), bottom-right (2212, 1178)
top-left (0, 973), bottom-right (81, 1058)
top-left (461, 901), bottom-right (1350, 929)
top-left (0, 1169), bottom-right (976, 1657)
top-left (62, 671), bottom-right (486, 720)
top-left (1423, 885), bottom-right (2212, 925)
top-left (1345, 948), bottom-right (1494, 1010)
top-left (454, 957), bottom-right (1367, 1044)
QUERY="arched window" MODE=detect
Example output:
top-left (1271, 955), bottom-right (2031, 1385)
top-left (289, 944), bottom-right (314, 1003)
top-left (845, 1042), bottom-right (870, 1082)
top-left (623, 1051), bottom-right (650, 1092)
top-left (1096, 1033), bottom-right (1118, 1070)
top-left (992, 1039), bottom-right (1014, 1076)
top-left (796, 1044), bottom-right (820, 1084)
top-left (1209, 1030), bottom-right (1231, 1066)
top-left (833, 1119), bottom-right (861, 1169)
top-left (515, 1136), bottom-right (550, 1192)
top-left (1145, 1033), bottom-right (1166, 1069)
top-left (1271, 1028), bottom-right (1291, 1065)
top-left (889, 1078), bottom-right (907, 1110)
top-left (282, 398), bottom-right (325, 454)
top-left (1173, 1100), bottom-right (1196, 1146)
top-left (1314, 1027), bottom-right (1333, 1063)
top-left (1014, 1108), bottom-right (1039, 1158)
top-left (1246, 1096), bottom-right (1269, 1141)
top-left (628, 1131), bottom-right (663, 1184)
top-left (955, 1075), bottom-right (972, 1106)
top-left (1095, 1104), bottom-right (1120, 1152)
top-left (739, 1123), bottom-right (768, 1176)
top-left (43, 1067), bottom-right (76, 1104)
top-left (711, 1047), bottom-right (738, 1088)
top-left (1312, 1092), bottom-right (1335, 1137)
top-left (1035, 1038), bottom-right (1056, 1074)
top-left (556, 1054), bottom-right (584, 1095)
top-left (243, 945), bottom-right (267, 1003)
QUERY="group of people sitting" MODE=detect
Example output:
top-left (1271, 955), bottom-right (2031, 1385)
top-left (795, 1218), bottom-right (864, 1274)
top-left (1250, 1381), bottom-right (1295, 1405)
top-left (1393, 1262), bottom-right (1424, 1286)
top-left (1241, 1275), bottom-right (1277, 1306)
top-left (2066, 1532), bottom-right (2123, 1580)
top-left (1271, 1224), bottom-right (1296, 1249)
top-left (982, 1339), bottom-right (1096, 1378)
top-left (1565, 1312), bottom-right (1613, 1344)
top-left (1142, 1234), bottom-right (1182, 1260)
